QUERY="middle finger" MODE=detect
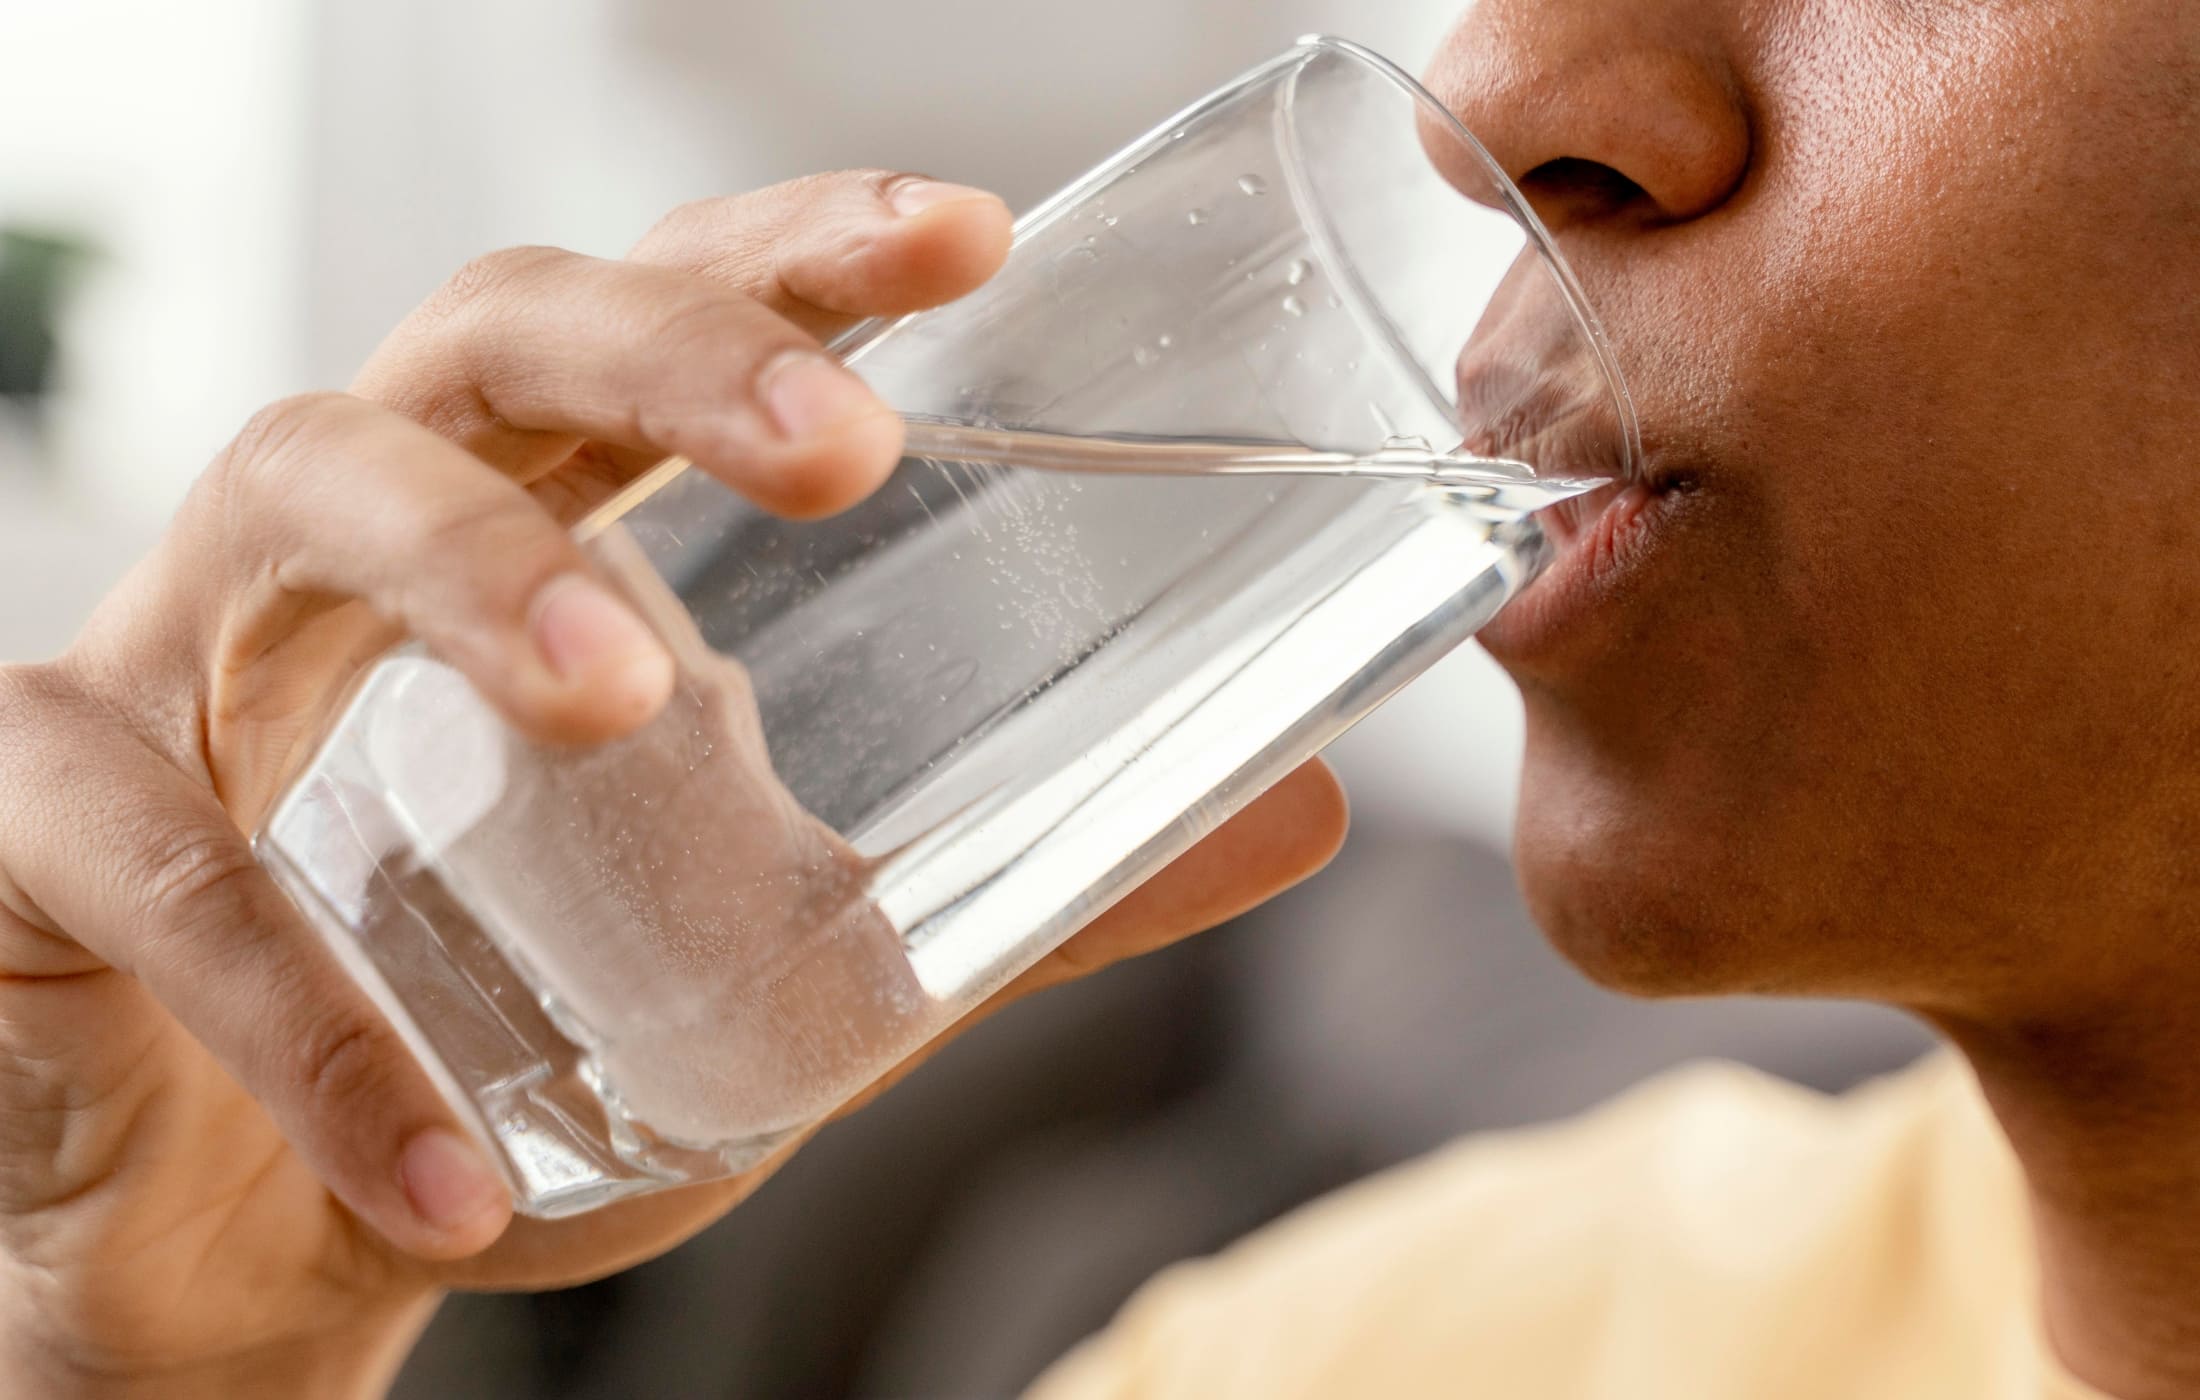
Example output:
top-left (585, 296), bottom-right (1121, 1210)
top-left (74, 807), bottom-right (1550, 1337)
top-left (354, 246), bottom-right (903, 518)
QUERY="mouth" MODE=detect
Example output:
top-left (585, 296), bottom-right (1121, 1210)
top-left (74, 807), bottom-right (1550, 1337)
top-left (1446, 253), bottom-right (1685, 661)
top-left (1477, 458), bottom-right (1696, 661)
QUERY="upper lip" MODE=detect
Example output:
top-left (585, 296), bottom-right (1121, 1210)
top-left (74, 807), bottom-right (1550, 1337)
top-left (1450, 249), bottom-right (1644, 488)
top-left (1454, 361), bottom-right (1647, 491)
top-left (1453, 335), bottom-right (1642, 490)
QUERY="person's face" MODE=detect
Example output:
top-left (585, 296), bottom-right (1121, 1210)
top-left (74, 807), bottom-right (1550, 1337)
top-left (1427, 0), bottom-right (2200, 1019)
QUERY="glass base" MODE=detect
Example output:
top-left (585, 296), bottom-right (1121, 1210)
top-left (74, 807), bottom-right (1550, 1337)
top-left (259, 796), bottom-right (791, 1218)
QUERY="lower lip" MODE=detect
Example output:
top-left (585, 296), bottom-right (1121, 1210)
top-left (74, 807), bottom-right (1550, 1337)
top-left (1479, 476), bottom-right (1683, 659)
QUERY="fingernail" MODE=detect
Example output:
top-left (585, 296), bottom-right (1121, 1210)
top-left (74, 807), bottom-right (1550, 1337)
top-left (760, 350), bottom-right (882, 442)
top-left (399, 1127), bottom-right (508, 1233)
top-left (887, 177), bottom-right (993, 218)
top-left (529, 573), bottom-right (664, 684)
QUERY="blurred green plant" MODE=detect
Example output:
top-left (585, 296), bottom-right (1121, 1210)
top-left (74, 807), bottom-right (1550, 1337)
top-left (0, 226), bottom-right (96, 411)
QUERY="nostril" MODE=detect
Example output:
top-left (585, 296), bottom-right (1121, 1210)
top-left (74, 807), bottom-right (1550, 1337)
top-left (1517, 157), bottom-right (1654, 229)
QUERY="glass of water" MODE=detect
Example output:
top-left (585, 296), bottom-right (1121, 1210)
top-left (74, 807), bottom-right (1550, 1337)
top-left (256, 35), bottom-right (1638, 1216)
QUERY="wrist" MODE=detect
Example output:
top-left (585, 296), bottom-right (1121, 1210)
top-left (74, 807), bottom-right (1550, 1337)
top-left (1, 1291), bottom-right (443, 1400)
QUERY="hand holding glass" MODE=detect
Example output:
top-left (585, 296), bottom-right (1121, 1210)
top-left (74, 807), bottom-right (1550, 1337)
top-left (256, 37), bottom-right (1638, 1216)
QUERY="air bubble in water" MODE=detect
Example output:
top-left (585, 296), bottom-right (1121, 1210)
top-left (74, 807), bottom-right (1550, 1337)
top-left (1236, 173), bottom-right (1269, 196)
top-left (1187, 208), bottom-right (1211, 226)
top-left (1280, 294), bottom-right (1307, 317)
top-left (1156, 332), bottom-right (1175, 349)
top-left (1102, 214), bottom-right (1120, 227)
top-left (1285, 258), bottom-right (1313, 286)
top-left (1132, 345), bottom-right (1159, 367)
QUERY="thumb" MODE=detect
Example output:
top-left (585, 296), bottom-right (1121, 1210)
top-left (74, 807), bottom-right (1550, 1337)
top-left (0, 666), bottom-right (512, 1259)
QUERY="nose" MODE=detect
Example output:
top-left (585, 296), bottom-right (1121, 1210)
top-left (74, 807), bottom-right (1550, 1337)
top-left (1424, 2), bottom-right (1751, 231)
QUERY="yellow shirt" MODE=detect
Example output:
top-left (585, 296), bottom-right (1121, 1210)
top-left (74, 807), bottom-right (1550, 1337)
top-left (1031, 1053), bottom-right (2113, 1400)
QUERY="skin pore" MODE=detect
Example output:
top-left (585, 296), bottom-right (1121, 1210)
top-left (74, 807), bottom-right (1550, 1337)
top-left (1426, 0), bottom-right (2200, 1394)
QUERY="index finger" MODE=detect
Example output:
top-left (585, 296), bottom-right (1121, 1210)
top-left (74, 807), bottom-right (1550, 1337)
top-left (628, 170), bottom-right (1014, 338)
top-left (352, 171), bottom-right (1011, 491)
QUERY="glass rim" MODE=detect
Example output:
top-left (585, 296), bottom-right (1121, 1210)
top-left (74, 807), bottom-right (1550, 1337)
top-left (830, 33), bottom-right (1642, 482)
top-left (1280, 36), bottom-right (1641, 481)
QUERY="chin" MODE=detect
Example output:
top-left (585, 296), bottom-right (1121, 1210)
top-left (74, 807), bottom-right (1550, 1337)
top-left (1506, 734), bottom-right (1832, 1002)
top-left (1512, 817), bottom-right (1737, 998)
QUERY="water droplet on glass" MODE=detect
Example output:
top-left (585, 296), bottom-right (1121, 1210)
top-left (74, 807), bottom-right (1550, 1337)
top-left (1381, 433), bottom-right (1435, 457)
top-left (1156, 332), bottom-right (1175, 349)
top-left (1101, 214), bottom-right (1120, 227)
top-left (1187, 208), bottom-right (1210, 226)
top-left (1285, 258), bottom-right (1313, 286)
top-left (1236, 173), bottom-right (1269, 196)
top-left (1132, 344), bottom-right (1159, 367)
top-left (1056, 245), bottom-right (1100, 267)
top-left (1171, 128), bottom-right (1187, 141)
top-left (1280, 294), bottom-right (1307, 317)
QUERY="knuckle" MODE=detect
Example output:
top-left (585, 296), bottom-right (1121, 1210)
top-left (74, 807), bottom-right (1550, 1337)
top-left (286, 1009), bottom-right (395, 1121)
top-left (641, 201), bottom-right (780, 289)
top-left (422, 244), bottom-right (568, 324)
top-left (414, 486), bottom-right (557, 564)
top-left (640, 195), bottom-right (739, 256)
top-left (132, 821), bottom-right (263, 953)
top-left (222, 392), bottom-right (352, 479)
top-left (204, 392), bottom-right (357, 517)
top-left (648, 288), bottom-right (765, 363)
top-left (807, 167), bottom-right (901, 201)
top-left (773, 168), bottom-right (903, 239)
top-left (398, 490), bottom-right (570, 620)
top-left (639, 170), bottom-right (898, 280)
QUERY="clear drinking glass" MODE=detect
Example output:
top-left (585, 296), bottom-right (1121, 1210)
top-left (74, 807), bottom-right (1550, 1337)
top-left (255, 35), bottom-right (1637, 1217)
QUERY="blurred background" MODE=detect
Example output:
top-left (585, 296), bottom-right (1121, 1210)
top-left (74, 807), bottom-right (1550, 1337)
top-left (0, 2), bottom-right (1933, 1396)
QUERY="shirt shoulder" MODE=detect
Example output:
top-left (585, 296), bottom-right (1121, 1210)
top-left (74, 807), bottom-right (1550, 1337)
top-left (1030, 1053), bottom-right (2108, 1400)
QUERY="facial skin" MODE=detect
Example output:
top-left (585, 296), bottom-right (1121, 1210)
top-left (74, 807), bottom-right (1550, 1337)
top-left (1429, 0), bottom-right (2200, 1015)
top-left (1426, 2), bottom-right (2200, 1392)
